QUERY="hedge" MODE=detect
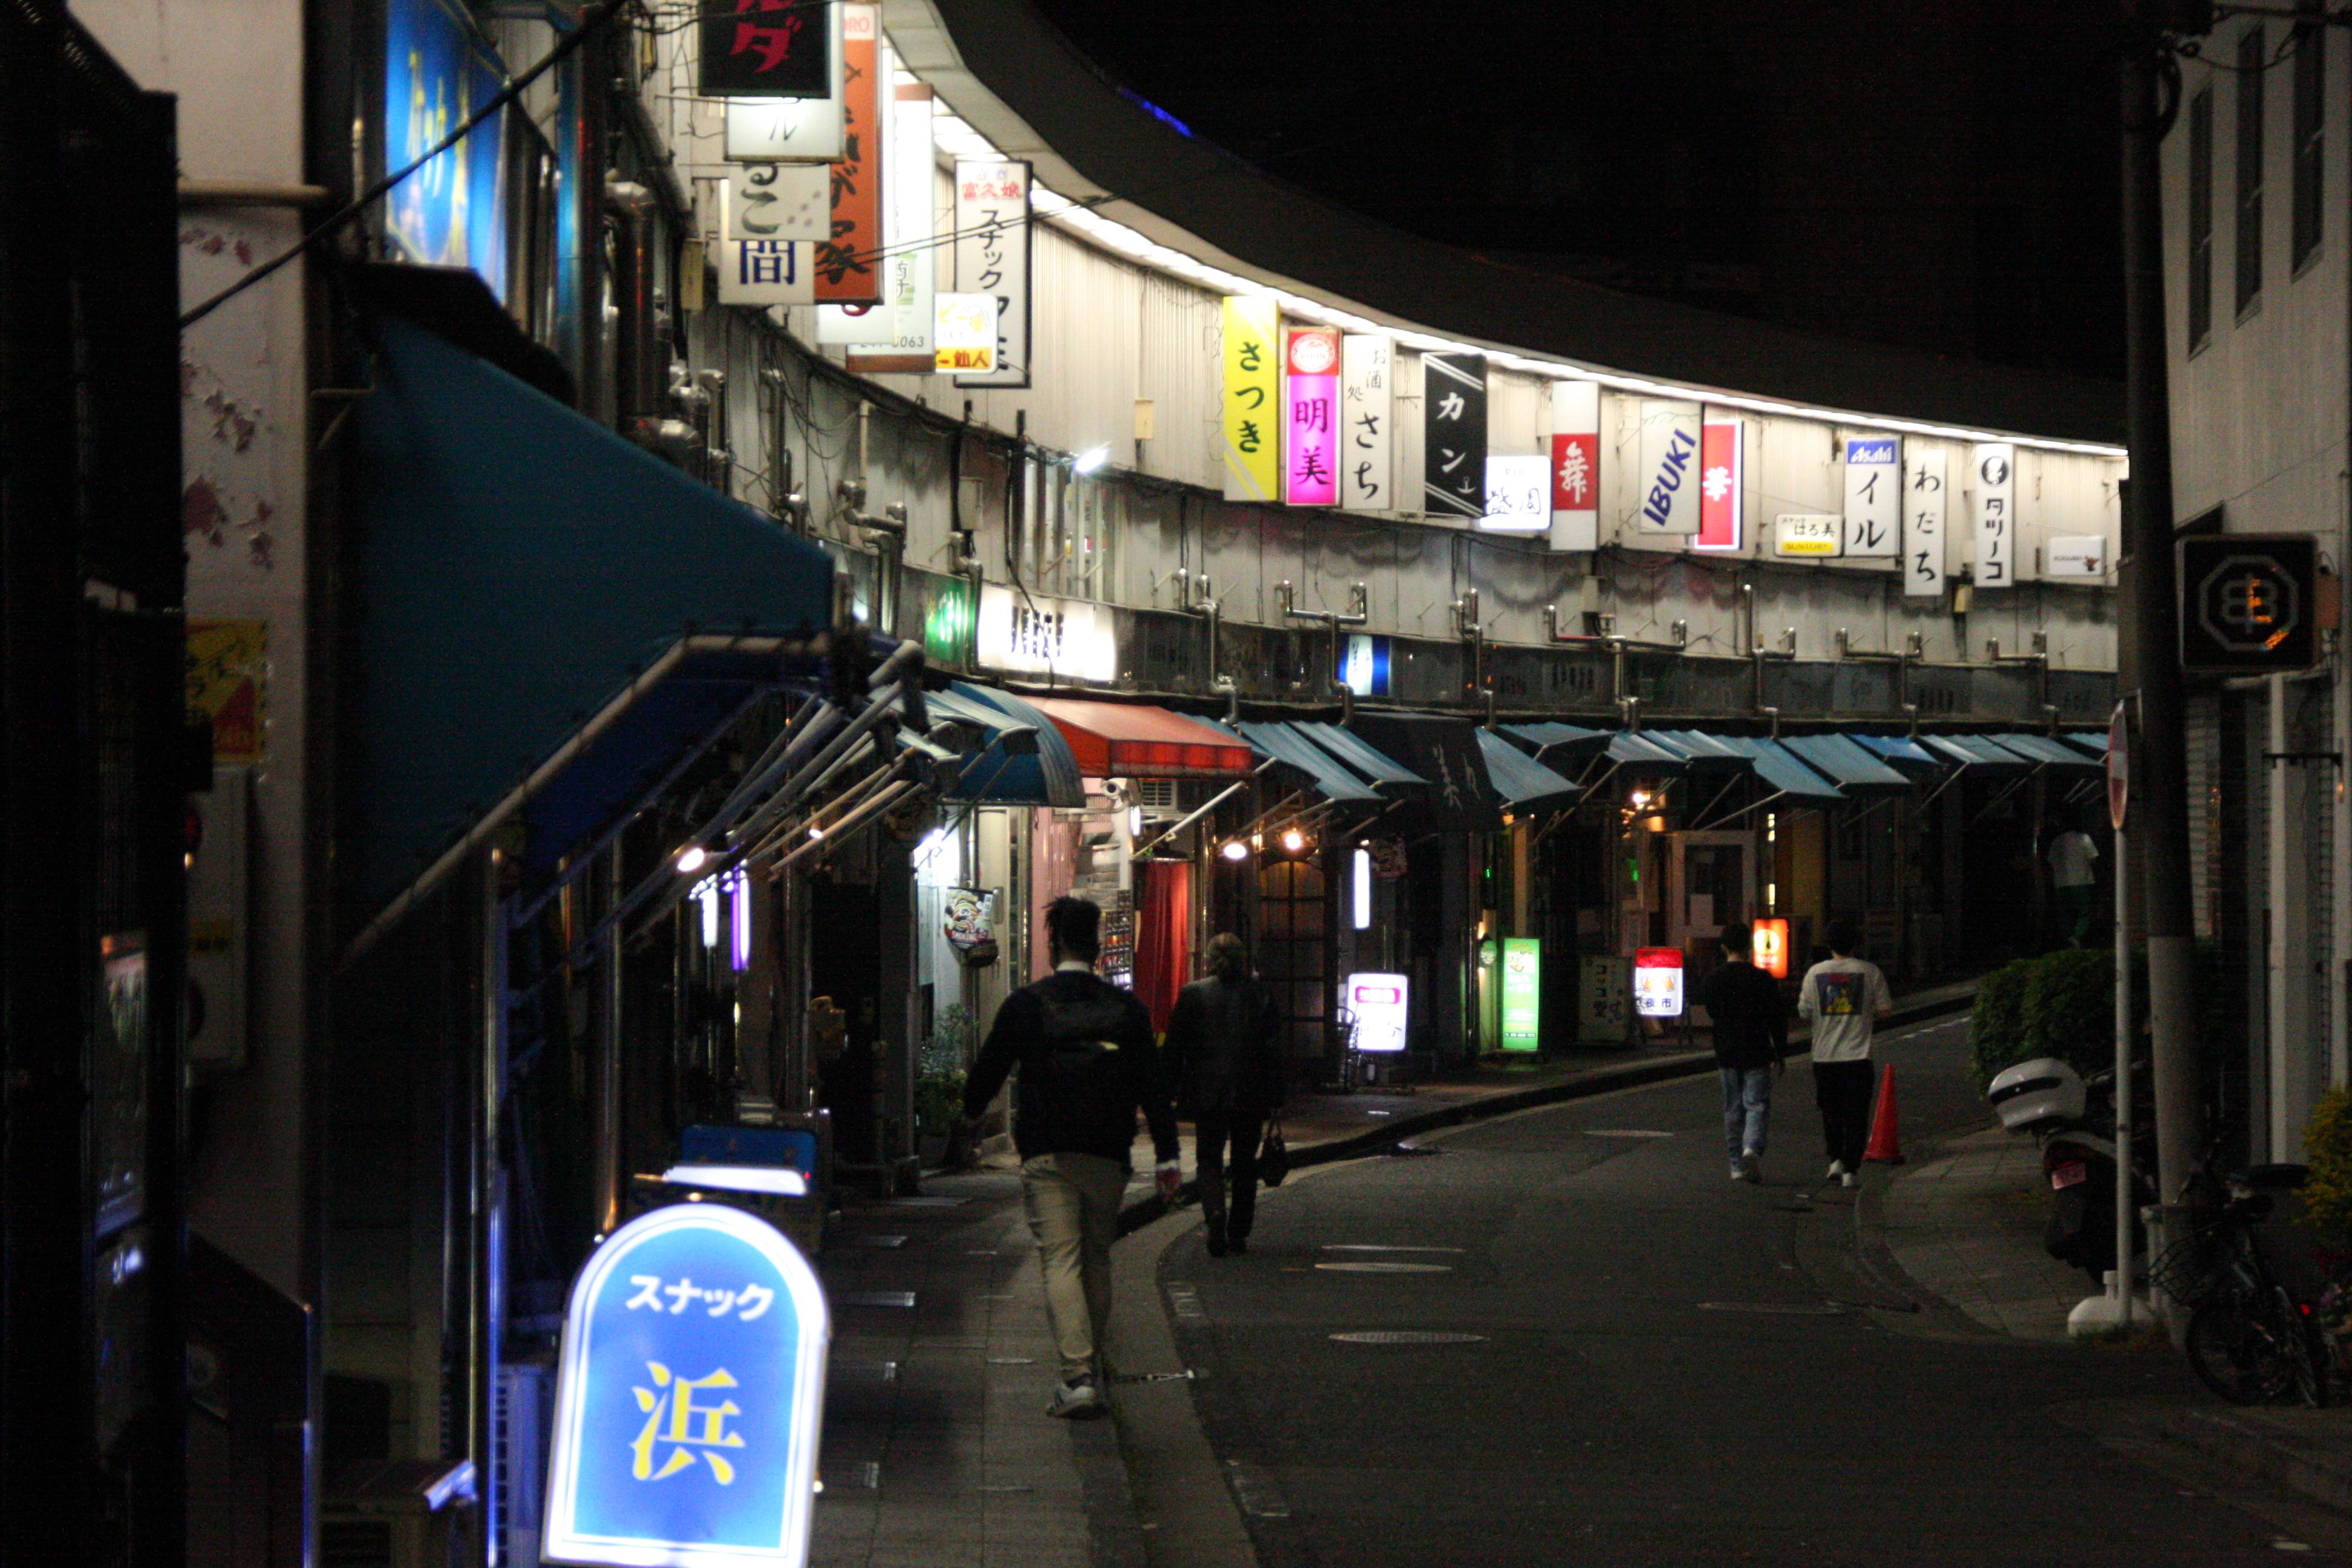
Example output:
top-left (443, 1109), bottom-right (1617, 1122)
top-left (1971, 949), bottom-right (2114, 1089)
top-left (2307, 1087), bottom-right (2352, 1246)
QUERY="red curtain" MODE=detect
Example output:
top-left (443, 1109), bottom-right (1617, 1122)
top-left (1133, 860), bottom-right (1192, 1035)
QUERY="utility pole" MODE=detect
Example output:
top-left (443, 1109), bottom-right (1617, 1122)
top-left (2118, 24), bottom-right (2205, 1250)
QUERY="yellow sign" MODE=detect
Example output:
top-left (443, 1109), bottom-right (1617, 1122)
top-left (1221, 295), bottom-right (1281, 502)
top-left (1774, 514), bottom-right (1842, 558)
top-left (186, 619), bottom-right (267, 764)
top-left (933, 292), bottom-right (996, 373)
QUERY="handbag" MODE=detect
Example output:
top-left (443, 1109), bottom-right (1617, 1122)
top-left (1258, 1117), bottom-right (1290, 1188)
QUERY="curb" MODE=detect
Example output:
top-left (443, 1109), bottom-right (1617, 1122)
top-left (1119, 985), bottom-right (1976, 1235)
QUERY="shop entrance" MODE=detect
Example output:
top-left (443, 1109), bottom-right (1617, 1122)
top-left (1668, 832), bottom-right (1757, 956)
top-left (1259, 859), bottom-right (1329, 1070)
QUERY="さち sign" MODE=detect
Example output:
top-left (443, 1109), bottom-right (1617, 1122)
top-left (543, 1204), bottom-right (829, 1567)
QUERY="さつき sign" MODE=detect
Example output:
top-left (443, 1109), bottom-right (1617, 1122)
top-left (543, 1203), bottom-right (829, 1567)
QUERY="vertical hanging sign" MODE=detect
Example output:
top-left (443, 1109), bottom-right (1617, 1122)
top-left (1284, 328), bottom-right (1341, 507)
top-left (1904, 448), bottom-right (1947, 598)
top-left (1340, 335), bottom-right (1392, 512)
top-left (718, 178), bottom-right (815, 307)
top-left (1634, 400), bottom-right (1701, 535)
top-left (845, 83), bottom-right (935, 373)
top-left (1221, 296), bottom-right (1281, 502)
top-left (1973, 442), bottom-right (2016, 589)
top-left (1422, 353), bottom-right (1487, 520)
top-left (1549, 379), bottom-right (1599, 552)
top-left (813, 5), bottom-right (880, 305)
top-left (1841, 436), bottom-right (1900, 558)
top-left (953, 161), bottom-right (1031, 388)
top-left (542, 1203), bottom-right (829, 1568)
top-left (701, 0), bottom-right (832, 96)
top-left (1694, 417), bottom-right (1741, 552)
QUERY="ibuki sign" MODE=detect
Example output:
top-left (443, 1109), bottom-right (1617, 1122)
top-left (1635, 401), bottom-right (1701, 535)
top-left (543, 1203), bottom-right (829, 1568)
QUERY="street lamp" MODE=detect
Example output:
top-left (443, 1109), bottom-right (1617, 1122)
top-left (1073, 445), bottom-right (1109, 475)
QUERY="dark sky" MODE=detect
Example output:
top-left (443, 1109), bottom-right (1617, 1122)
top-left (1031, 0), bottom-right (2126, 382)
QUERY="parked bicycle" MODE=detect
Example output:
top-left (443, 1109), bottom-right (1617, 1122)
top-left (2149, 1158), bottom-right (2335, 1408)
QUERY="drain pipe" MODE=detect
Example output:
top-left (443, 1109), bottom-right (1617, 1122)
top-left (1175, 568), bottom-right (1223, 687)
top-left (1751, 625), bottom-right (1795, 714)
top-left (1454, 588), bottom-right (1484, 703)
top-left (606, 179), bottom-right (658, 431)
top-left (1278, 580), bottom-right (1368, 693)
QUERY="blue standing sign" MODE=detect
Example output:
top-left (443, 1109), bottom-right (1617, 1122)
top-left (543, 1203), bottom-right (829, 1567)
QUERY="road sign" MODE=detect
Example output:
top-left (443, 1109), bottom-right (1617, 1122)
top-left (2178, 533), bottom-right (2318, 673)
top-left (544, 1203), bottom-right (829, 1568)
top-left (2107, 702), bottom-right (2129, 831)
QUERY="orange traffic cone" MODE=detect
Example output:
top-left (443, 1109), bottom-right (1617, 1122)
top-left (1862, 1062), bottom-right (1904, 1165)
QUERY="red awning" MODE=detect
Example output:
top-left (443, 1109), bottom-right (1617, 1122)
top-left (1022, 697), bottom-right (1256, 780)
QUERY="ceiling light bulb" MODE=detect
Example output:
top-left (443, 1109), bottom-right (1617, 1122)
top-left (1281, 829), bottom-right (1307, 854)
top-left (1221, 840), bottom-right (1250, 861)
top-left (1073, 445), bottom-right (1109, 475)
top-left (675, 846), bottom-right (708, 875)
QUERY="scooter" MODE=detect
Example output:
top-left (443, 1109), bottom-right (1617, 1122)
top-left (1986, 1057), bottom-right (2153, 1284)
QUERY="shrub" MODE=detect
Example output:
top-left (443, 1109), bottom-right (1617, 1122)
top-left (2305, 1087), bottom-right (2352, 1246)
top-left (1970, 959), bottom-right (2034, 1089)
top-left (2020, 947), bottom-right (2114, 1076)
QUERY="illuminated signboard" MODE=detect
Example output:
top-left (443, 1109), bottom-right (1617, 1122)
top-left (1221, 296), bottom-right (1281, 502)
top-left (543, 1203), bottom-right (829, 1568)
top-left (1284, 328), bottom-right (1340, 507)
top-left (1346, 973), bottom-right (1410, 1053)
top-left (1841, 437), bottom-right (1900, 559)
top-left (1694, 419), bottom-right (1741, 552)
top-left (1973, 442), bottom-right (2016, 589)
top-left (1752, 918), bottom-right (1790, 981)
top-left (1480, 454), bottom-right (1550, 533)
top-left (1635, 400), bottom-right (1701, 535)
top-left (1549, 379), bottom-right (1599, 551)
top-left (384, 0), bottom-right (509, 301)
top-left (1775, 515), bottom-right (1842, 558)
top-left (1500, 938), bottom-right (1541, 1051)
top-left (1340, 633), bottom-right (1391, 697)
top-left (1633, 947), bottom-right (1685, 1018)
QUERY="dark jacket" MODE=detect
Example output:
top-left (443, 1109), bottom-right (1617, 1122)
top-left (1161, 973), bottom-right (1285, 1117)
top-left (1696, 958), bottom-right (1787, 1072)
top-left (963, 967), bottom-right (1180, 1166)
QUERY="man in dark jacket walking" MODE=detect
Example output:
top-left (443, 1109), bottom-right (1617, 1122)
top-left (1693, 920), bottom-right (1787, 1183)
top-left (964, 897), bottom-right (1180, 1418)
top-left (1163, 932), bottom-right (1285, 1257)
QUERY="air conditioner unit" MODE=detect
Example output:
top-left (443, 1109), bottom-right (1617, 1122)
top-left (1135, 778), bottom-right (1179, 812)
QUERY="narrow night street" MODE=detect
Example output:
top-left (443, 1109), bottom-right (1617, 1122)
top-left (1158, 1021), bottom-right (2342, 1568)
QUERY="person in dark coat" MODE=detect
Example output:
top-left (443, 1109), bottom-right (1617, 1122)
top-left (1693, 920), bottom-right (1788, 1183)
top-left (964, 897), bottom-right (1181, 1418)
top-left (1162, 932), bottom-right (1285, 1256)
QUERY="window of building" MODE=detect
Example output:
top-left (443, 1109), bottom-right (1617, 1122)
top-left (2236, 24), bottom-right (2265, 318)
top-left (2292, 15), bottom-right (2324, 273)
top-left (2190, 87), bottom-right (2214, 350)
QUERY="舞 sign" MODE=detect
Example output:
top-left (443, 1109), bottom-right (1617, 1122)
top-left (2179, 532), bottom-right (2319, 674)
top-left (543, 1203), bottom-right (829, 1568)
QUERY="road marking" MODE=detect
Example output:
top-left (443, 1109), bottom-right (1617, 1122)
top-left (1315, 1261), bottom-right (1454, 1274)
top-left (830, 1360), bottom-right (899, 1383)
top-left (986, 1356), bottom-right (1034, 1365)
top-left (1226, 1460), bottom-right (1293, 1518)
top-left (852, 1234), bottom-right (909, 1248)
top-left (883, 1196), bottom-right (969, 1208)
top-left (1111, 1369), bottom-right (1197, 1384)
top-left (1322, 1244), bottom-right (1465, 1254)
top-left (1167, 1284), bottom-right (1206, 1321)
top-left (1696, 1301), bottom-right (1846, 1316)
top-left (837, 1290), bottom-right (916, 1308)
top-left (1585, 1129), bottom-right (1676, 1139)
top-left (1330, 1330), bottom-right (1486, 1344)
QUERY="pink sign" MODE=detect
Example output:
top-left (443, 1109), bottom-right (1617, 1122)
top-left (1694, 419), bottom-right (1741, 551)
top-left (1284, 328), bottom-right (1340, 506)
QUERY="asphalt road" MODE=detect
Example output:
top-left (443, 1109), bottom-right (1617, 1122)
top-left (1158, 1018), bottom-right (2342, 1567)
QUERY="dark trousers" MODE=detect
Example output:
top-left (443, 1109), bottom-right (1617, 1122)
top-left (1813, 1059), bottom-right (1877, 1170)
top-left (1194, 1105), bottom-right (1267, 1240)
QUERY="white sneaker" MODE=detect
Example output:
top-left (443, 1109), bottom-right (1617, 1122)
top-left (1048, 1375), bottom-right (1106, 1420)
top-left (1839, 1171), bottom-right (1857, 1189)
top-left (1826, 1160), bottom-right (1847, 1180)
top-left (1740, 1151), bottom-right (1762, 1183)
top-left (1729, 1162), bottom-right (1746, 1181)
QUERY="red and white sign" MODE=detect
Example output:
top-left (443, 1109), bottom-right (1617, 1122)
top-left (1753, 917), bottom-right (1790, 979)
top-left (1694, 417), bottom-right (1741, 552)
top-left (1634, 947), bottom-right (1685, 1018)
top-left (1284, 328), bottom-right (1341, 508)
top-left (1550, 379), bottom-right (1599, 552)
top-left (1345, 972), bottom-right (1410, 1053)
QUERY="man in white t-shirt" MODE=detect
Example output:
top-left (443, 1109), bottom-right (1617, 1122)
top-left (2048, 823), bottom-right (2100, 947)
top-left (1796, 918), bottom-right (1892, 1186)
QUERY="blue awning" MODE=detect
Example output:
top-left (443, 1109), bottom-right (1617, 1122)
top-left (1477, 730), bottom-right (1583, 812)
top-left (1713, 737), bottom-right (1847, 801)
top-left (1647, 730), bottom-right (1756, 771)
top-left (1293, 722), bottom-right (1429, 794)
top-left (1232, 720), bottom-right (1382, 803)
top-left (1922, 734), bottom-right (2033, 773)
top-left (1606, 731), bottom-right (1691, 773)
top-left (1501, 721), bottom-right (1615, 768)
top-left (1779, 733), bottom-right (1913, 795)
top-left (2064, 730), bottom-right (2111, 759)
top-left (1993, 732), bottom-right (2104, 772)
top-left (350, 312), bottom-right (833, 919)
top-left (936, 684), bottom-right (1086, 807)
top-left (1850, 733), bottom-right (1945, 773)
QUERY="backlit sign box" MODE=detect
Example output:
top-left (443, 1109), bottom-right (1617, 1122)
top-left (1753, 918), bottom-right (1790, 980)
top-left (543, 1203), bottom-right (829, 1568)
top-left (1500, 938), bottom-right (1541, 1051)
top-left (1347, 973), bottom-right (1410, 1053)
top-left (1634, 947), bottom-right (1685, 1018)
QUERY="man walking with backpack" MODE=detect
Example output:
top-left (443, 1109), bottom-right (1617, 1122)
top-left (1694, 921), bottom-right (1786, 1183)
top-left (965, 896), bottom-right (1182, 1418)
top-left (1798, 918), bottom-right (1894, 1187)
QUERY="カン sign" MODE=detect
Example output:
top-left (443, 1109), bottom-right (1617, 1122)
top-left (544, 1203), bottom-right (829, 1567)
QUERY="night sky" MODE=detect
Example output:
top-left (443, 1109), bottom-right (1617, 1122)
top-left (1032, 0), bottom-right (2126, 382)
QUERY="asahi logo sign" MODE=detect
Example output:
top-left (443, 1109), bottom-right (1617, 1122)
top-left (1635, 400), bottom-right (1701, 535)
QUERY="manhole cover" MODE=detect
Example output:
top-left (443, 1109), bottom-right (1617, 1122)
top-left (1330, 1330), bottom-right (1486, 1344)
top-left (1696, 1301), bottom-right (1846, 1316)
top-left (1315, 1261), bottom-right (1454, 1274)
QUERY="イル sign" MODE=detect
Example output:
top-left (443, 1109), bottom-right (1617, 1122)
top-left (543, 1203), bottom-right (829, 1567)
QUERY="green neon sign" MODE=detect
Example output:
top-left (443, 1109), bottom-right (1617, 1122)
top-left (1500, 937), bottom-right (1541, 1052)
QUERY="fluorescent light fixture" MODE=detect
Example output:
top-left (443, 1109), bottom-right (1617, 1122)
top-left (660, 1163), bottom-right (811, 1198)
top-left (1127, 805), bottom-right (1143, 838)
top-left (1353, 847), bottom-right (1372, 930)
top-left (697, 877), bottom-right (720, 949)
top-left (1073, 445), bottom-right (1109, 475)
top-left (675, 845), bottom-right (708, 875)
top-left (1221, 840), bottom-right (1250, 861)
top-left (727, 868), bottom-right (752, 973)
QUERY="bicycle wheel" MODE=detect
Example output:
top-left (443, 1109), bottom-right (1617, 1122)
top-left (2186, 1298), bottom-right (2297, 1405)
top-left (2275, 1290), bottom-right (2331, 1409)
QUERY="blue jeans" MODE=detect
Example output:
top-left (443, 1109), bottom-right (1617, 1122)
top-left (1719, 1067), bottom-right (1772, 1160)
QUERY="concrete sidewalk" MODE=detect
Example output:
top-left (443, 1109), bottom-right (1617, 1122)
top-left (1877, 1123), bottom-right (2094, 1341)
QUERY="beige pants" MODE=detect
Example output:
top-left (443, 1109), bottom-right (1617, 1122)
top-left (1021, 1151), bottom-right (1128, 1380)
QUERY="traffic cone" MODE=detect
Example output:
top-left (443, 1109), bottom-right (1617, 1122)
top-left (1862, 1062), bottom-right (1904, 1165)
